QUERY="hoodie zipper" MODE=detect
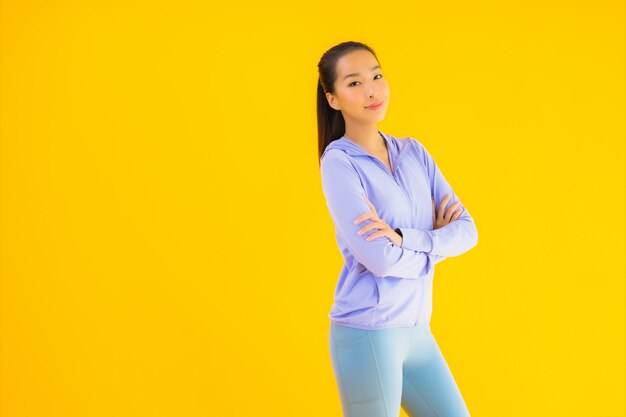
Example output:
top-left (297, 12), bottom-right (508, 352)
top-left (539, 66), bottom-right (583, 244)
top-left (416, 281), bottom-right (425, 325)
top-left (325, 135), bottom-right (428, 326)
top-left (375, 139), bottom-right (426, 327)
top-left (370, 141), bottom-right (413, 210)
top-left (325, 135), bottom-right (429, 327)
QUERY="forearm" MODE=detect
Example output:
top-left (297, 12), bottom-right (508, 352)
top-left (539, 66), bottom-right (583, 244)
top-left (396, 216), bottom-right (478, 257)
top-left (322, 154), bottom-right (437, 280)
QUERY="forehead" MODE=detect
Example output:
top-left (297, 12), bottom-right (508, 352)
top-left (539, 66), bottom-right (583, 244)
top-left (335, 50), bottom-right (380, 78)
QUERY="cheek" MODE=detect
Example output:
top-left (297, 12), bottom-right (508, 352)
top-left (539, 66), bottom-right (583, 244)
top-left (381, 82), bottom-right (390, 96)
top-left (344, 93), bottom-right (364, 111)
top-left (346, 90), bottom-right (361, 103)
top-left (337, 89), bottom-right (360, 109)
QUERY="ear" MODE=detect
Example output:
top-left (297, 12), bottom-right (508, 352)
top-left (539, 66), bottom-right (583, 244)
top-left (326, 92), bottom-right (341, 111)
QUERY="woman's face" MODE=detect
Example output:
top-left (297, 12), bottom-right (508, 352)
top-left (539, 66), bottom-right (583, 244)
top-left (326, 49), bottom-right (390, 124)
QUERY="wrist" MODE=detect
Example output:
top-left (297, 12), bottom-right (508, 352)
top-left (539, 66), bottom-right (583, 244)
top-left (394, 228), bottom-right (403, 247)
top-left (395, 227), bottom-right (433, 253)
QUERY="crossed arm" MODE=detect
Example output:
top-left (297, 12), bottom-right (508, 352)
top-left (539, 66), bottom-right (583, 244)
top-left (320, 145), bottom-right (477, 279)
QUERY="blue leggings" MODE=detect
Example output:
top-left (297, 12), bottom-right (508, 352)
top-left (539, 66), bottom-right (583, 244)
top-left (329, 322), bottom-right (471, 417)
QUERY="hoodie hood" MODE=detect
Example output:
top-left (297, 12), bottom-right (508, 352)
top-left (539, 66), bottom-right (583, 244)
top-left (320, 130), bottom-right (411, 168)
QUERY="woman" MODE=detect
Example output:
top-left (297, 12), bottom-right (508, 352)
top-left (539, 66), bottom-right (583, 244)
top-left (317, 41), bottom-right (479, 417)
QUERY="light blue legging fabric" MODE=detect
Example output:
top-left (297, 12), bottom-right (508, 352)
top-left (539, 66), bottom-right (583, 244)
top-left (329, 322), bottom-right (471, 417)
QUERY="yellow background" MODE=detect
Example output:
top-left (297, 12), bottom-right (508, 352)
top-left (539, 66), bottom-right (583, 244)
top-left (1, 1), bottom-right (624, 416)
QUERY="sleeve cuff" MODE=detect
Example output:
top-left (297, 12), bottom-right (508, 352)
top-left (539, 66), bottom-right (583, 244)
top-left (398, 227), bottom-right (434, 253)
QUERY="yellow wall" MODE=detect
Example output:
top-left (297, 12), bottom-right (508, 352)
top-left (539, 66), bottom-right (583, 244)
top-left (1, 1), bottom-right (623, 416)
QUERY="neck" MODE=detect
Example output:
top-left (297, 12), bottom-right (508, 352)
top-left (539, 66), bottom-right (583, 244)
top-left (343, 126), bottom-right (386, 154)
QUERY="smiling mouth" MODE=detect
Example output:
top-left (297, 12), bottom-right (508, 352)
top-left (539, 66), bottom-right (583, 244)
top-left (366, 101), bottom-right (383, 109)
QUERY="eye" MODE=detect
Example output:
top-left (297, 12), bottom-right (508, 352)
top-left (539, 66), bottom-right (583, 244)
top-left (348, 73), bottom-right (383, 87)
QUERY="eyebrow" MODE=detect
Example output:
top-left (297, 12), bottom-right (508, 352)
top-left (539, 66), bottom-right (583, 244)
top-left (343, 65), bottom-right (382, 81)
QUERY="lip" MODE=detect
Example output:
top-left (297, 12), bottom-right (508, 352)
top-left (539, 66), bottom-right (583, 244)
top-left (366, 101), bottom-right (383, 110)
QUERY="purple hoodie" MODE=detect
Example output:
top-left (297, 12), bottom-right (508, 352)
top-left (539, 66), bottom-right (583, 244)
top-left (319, 130), bottom-right (478, 329)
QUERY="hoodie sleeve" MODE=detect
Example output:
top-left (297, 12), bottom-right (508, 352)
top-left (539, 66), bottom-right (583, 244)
top-left (396, 141), bottom-right (478, 257)
top-left (320, 153), bottom-right (435, 280)
top-left (429, 253), bottom-right (446, 265)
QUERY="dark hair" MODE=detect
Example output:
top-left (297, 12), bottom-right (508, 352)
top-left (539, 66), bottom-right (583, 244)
top-left (316, 41), bottom-right (379, 164)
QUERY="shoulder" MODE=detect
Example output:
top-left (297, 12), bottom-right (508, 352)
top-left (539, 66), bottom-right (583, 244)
top-left (404, 136), bottom-right (437, 165)
top-left (319, 149), bottom-right (359, 180)
top-left (320, 148), bottom-right (357, 171)
top-left (320, 147), bottom-right (348, 162)
top-left (404, 136), bottom-right (426, 153)
top-left (393, 135), bottom-right (429, 162)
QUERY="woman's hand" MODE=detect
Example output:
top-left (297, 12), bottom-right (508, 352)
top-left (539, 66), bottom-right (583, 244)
top-left (354, 193), bottom-right (403, 247)
top-left (432, 193), bottom-right (463, 230)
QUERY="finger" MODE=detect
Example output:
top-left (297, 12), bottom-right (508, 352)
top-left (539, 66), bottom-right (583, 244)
top-left (451, 207), bottom-right (463, 221)
top-left (444, 200), bottom-right (461, 222)
top-left (365, 229), bottom-right (387, 241)
top-left (354, 211), bottom-right (375, 225)
top-left (357, 220), bottom-right (384, 236)
top-left (438, 193), bottom-right (450, 222)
